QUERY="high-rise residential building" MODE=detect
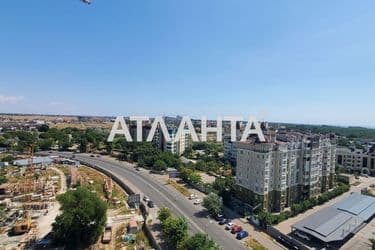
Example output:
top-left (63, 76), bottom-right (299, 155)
top-left (224, 135), bottom-right (237, 166)
top-left (223, 121), bottom-right (243, 166)
top-left (162, 129), bottom-right (191, 156)
top-left (235, 129), bottom-right (336, 212)
top-left (336, 146), bottom-right (375, 175)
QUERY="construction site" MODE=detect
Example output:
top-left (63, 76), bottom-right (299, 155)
top-left (0, 153), bottom-right (151, 250)
top-left (0, 153), bottom-right (63, 250)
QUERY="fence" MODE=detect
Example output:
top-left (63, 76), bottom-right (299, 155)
top-left (266, 225), bottom-right (310, 250)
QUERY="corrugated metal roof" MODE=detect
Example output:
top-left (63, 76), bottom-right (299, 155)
top-left (13, 156), bottom-right (53, 166)
top-left (292, 193), bottom-right (375, 243)
top-left (334, 193), bottom-right (375, 219)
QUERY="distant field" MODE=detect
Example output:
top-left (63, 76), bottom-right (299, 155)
top-left (0, 113), bottom-right (113, 130)
top-left (50, 122), bottom-right (112, 130)
top-left (0, 114), bottom-right (79, 122)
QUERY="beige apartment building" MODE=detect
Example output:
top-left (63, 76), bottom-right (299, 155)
top-left (336, 146), bottom-right (375, 175)
top-left (235, 130), bottom-right (336, 212)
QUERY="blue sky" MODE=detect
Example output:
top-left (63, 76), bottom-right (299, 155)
top-left (0, 1), bottom-right (374, 127)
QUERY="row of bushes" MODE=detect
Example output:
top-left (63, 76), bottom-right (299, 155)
top-left (258, 183), bottom-right (350, 226)
top-left (290, 183), bottom-right (350, 216)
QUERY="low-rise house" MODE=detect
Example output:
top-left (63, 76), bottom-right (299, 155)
top-left (0, 162), bottom-right (9, 167)
top-left (127, 219), bottom-right (138, 234)
top-left (13, 156), bottom-right (53, 168)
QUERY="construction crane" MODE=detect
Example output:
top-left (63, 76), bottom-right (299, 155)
top-left (27, 144), bottom-right (35, 171)
top-left (81, 0), bottom-right (92, 4)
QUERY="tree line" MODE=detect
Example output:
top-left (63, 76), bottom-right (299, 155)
top-left (257, 182), bottom-right (350, 226)
top-left (157, 207), bottom-right (220, 250)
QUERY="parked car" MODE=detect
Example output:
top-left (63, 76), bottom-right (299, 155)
top-left (219, 218), bottom-right (230, 225)
top-left (143, 196), bottom-right (150, 202)
top-left (295, 231), bottom-right (310, 241)
top-left (135, 167), bottom-right (140, 171)
top-left (189, 194), bottom-right (198, 200)
top-left (102, 225), bottom-right (112, 244)
top-left (225, 222), bottom-right (234, 230)
top-left (215, 214), bottom-right (224, 221)
top-left (236, 230), bottom-right (249, 240)
top-left (148, 200), bottom-right (155, 208)
top-left (231, 225), bottom-right (242, 234)
top-left (193, 199), bottom-right (202, 205)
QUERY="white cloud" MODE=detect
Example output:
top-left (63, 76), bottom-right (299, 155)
top-left (49, 101), bottom-right (63, 106)
top-left (0, 95), bottom-right (24, 104)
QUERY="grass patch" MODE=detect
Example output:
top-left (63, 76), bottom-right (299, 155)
top-left (115, 224), bottom-right (126, 248)
top-left (78, 166), bottom-right (127, 208)
top-left (57, 166), bottom-right (70, 176)
top-left (245, 238), bottom-right (267, 250)
top-left (166, 179), bottom-right (191, 197)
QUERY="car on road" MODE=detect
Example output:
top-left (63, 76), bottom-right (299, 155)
top-left (231, 225), bottom-right (242, 234)
top-left (236, 230), bottom-right (249, 240)
top-left (193, 199), bottom-right (202, 205)
top-left (135, 167), bottom-right (140, 171)
top-left (225, 222), bottom-right (234, 230)
top-left (143, 196), bottom-right (150, 202)
top-left (148, 200), bottom-right (155, 208)
top-left (90, 154), bottom-right (95, 157)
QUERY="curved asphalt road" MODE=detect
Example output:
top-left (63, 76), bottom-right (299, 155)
top-left (54, 152), bottom-right (247, 250)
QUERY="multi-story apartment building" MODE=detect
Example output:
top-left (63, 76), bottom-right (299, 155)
top-left (162, 129), bottom-right (191, 156)
top-left (224, 135), bottom-right (237, 166)
top-left (223, 121), bottom-right (245, 166)
top-left (235, 130), bottom-right (336, 212)
top-left (336, 146), bottom-right (375, 175)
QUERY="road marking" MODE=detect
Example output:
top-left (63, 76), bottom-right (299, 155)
top-left (79, 156), bottom-right (206, 234)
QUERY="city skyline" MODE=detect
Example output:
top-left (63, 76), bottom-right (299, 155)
top-left (1, 1), bottom-right (375, 127)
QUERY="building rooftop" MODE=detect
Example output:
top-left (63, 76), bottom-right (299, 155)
top-left (292, 193), bottom-right (375, 243)
top-left (128, 219), bottom-right (137, 228)
top-left (13, 156), bottom-right (53, 166)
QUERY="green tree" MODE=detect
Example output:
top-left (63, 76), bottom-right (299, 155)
top-left (203, 193), bottom-right (222, 216)
top-left (13, 131), bottom-right (38, 152)
top-left (38, 124), bottom-right (50, 132)
top-left (162, 216), bottom-right (188, 248)
top-left (1, 155), bottom-right (15, 163)
top-left (157, 207), bottom-right (172, 224)
top-left (180, 168), bottom-right (202, 184)
top-left (212, 177), bottom-right (235, 204)
top-left (154, 159), bottom-right (167, 171)
top-left (0, 136), bottom-right (8, 148)
top-left (52, 187), bottom-right (107, 249)
top-left (183, 233), bottom-right (219, 250)
top-left (79, 137), bottom-right (88, 153)
top-left (0, 170), bottom-right (7, 185)
top-left (369, 238), bottom-right (375, 250)
top-left (38, 138), bottom-right (54, 151)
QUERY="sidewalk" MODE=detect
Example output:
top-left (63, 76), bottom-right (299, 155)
top-left (159, 176), bottom-right (285, 250)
